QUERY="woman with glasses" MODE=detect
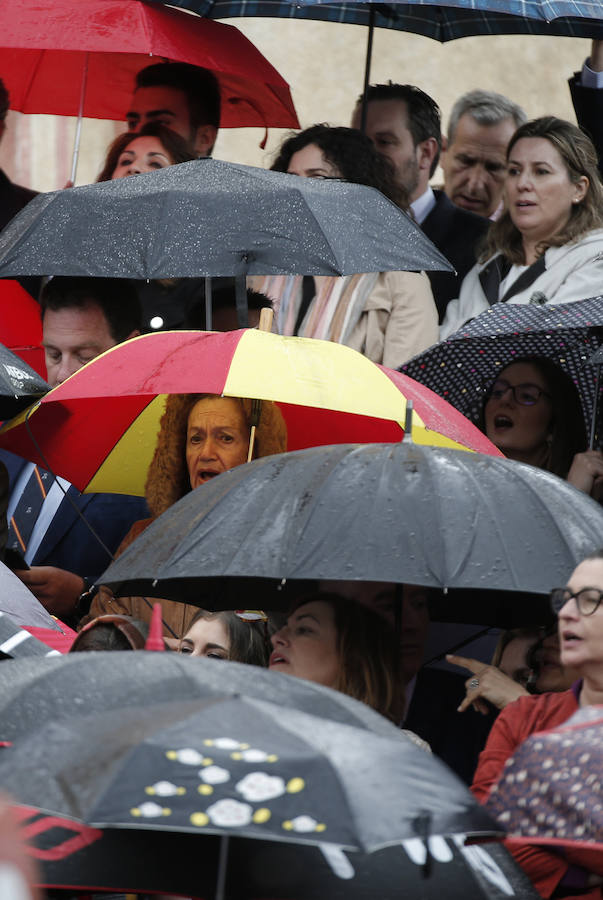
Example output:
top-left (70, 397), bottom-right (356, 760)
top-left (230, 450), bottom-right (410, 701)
top-left (472, 549), bottom-right (603, 899)
top-left (481, 356), bottom-right (603, 496)
top-left (441, 116), bottom-right (603, 340)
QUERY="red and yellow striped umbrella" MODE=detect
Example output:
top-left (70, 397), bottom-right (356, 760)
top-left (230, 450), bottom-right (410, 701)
top-left (0, 329), bottom-right (500, 495)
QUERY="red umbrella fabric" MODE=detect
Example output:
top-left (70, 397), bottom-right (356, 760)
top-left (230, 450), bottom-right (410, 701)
top-left (0, 329), bottom-right (500, 495)
top-left (0, 0), bottom-right (299, 129)
top-left (0, 282), bottom-right (45, 379)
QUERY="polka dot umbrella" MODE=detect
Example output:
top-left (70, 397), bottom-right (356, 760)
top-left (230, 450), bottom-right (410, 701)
top-left (402, 297), bottom-right (603, 437)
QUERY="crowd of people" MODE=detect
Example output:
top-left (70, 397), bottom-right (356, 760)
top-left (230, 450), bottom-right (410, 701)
top-left (0, 34), bottom-right (602, 900)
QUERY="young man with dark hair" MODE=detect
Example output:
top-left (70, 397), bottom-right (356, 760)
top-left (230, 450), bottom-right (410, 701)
top-left (2, 278), bottom-right (146, 623)
top-left (352, 82), bottom-right (489, 322)
top-left (126, 62), bottom-right (221, 157)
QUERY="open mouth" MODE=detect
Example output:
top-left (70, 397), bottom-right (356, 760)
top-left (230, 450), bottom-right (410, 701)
top-left (198, 470), bottom-right (220, 482)
top-left (561, 631), bottom-right (581, 645)
top-left (269, 652), bottom-right (288, 666)
top-left (493, 415), bottom-right (513, 430)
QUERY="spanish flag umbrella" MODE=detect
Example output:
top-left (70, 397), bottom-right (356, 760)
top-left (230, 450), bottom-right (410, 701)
top-left (0, 329), bottom-right (500, 496)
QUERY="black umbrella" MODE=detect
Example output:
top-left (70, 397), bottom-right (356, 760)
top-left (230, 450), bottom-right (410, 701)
top-left (0, 652), bottom-right (401, 744)
top-left (0, 342), bottom-right (49, 419)
top-left (0, 612), bottom-right (60, 659)
top-left (18, 805), bottom-right (538, 899)
top-left (401, 296), bottom-right (603, 434)
top-left (0, 160), bottom-right (452, 281)
top-left (98, 442), bottom-right (603, 611)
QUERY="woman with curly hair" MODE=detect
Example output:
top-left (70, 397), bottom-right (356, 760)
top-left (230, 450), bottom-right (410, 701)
top-left (86, 394), bottom-right (287, 637)
top-left (250, 124), bottom-right (438, 369)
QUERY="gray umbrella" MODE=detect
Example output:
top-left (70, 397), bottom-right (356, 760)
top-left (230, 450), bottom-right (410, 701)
top-left (0, 560), bottom-right (60, 630)
top-left (98, 441), bottom-right (603, 607)
top-left (0, 159), bottom-right (453, 281)
top-left (0, 342), bottom-right (49, 419)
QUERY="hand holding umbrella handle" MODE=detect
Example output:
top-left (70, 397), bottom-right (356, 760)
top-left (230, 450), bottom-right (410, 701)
top-left (247, 308), bottom-right (274, 462)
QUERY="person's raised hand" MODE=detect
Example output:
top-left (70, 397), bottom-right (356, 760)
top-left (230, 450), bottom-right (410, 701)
top-left (13, 566), bottom-right (84, 618)
top-left (567, 449), bottom-right (603, 495)
top-left (446, 653), bottom-right (529, 714)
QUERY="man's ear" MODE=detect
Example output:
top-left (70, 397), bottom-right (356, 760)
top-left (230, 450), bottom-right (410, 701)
top-left (194, 124), bottom-right (218, 158)
top-left (416, 137), bottom-right (439, 174)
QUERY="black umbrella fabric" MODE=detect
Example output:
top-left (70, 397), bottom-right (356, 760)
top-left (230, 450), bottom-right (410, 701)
top-left (0, 653), bottom-right (401, 744)
top-left (0, 342), bottom-right (49, 419)
top-left (98, 442), bottom-right (603, 606)
top-left (0, 612), bottom-right (60, 659)
top-left (18, 806), bottom-right (537, 899)
top-left (0, 698), bottom-right (500, 850)
top-left (0, 159), bottom-right (452, 280)
top-left (171, 0), bottom-right (603, 40)
top-left (401, 297), bottom-right (603, 433)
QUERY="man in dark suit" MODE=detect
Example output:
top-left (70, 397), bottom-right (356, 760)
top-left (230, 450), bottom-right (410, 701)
top-left (569, 39), bottom-right (603, 180)
top-left (352, 83), bottom-right (490, 322)
top-left (1, 277), bottom-right (147, 624)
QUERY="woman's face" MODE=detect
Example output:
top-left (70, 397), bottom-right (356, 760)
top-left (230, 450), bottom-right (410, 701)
top-left (111, 136), bottom-right (173, 179)
top-left (179, 616), bottom-right (230, 658)
top-left (287, 144), bottom-right (342, 179)
top-left (186, 397), bottom-right (250, 490)
top-left (558, 558), bottom-right (603, 677)
top-left (269, 601), bottom-right (340, 688)
top-left (484, 362), bottom-right (553, 465)
top-left (505, 137), bottom-right (588, 246)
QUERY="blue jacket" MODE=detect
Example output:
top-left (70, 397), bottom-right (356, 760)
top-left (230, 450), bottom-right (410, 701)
top-left (0, 450), bottom-right (148, 583)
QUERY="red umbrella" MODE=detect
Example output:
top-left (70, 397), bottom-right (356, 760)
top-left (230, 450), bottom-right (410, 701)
top-left (0, 329), bottom-right (500, 496)
top-left (0, 282), bottom-right (45, 379)
top-left (0, 0), bottom-right (299, 177)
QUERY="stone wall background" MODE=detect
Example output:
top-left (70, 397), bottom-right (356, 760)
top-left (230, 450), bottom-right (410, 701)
top-left (0, 22), bottom-right (590, 191)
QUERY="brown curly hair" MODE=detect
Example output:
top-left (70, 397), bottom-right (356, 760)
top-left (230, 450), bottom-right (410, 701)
top-left (145, 393), bottom-right (288, 517)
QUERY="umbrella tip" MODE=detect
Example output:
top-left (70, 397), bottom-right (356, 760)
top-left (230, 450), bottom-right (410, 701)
top-left (145, 603), bottom-right (165, 652)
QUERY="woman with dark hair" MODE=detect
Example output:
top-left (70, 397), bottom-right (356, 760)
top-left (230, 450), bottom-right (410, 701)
top-left (86, 393), bottom-right (287, 636)
top-left (96, 122), bottom-right (197, 182)
top-left (179, 609), bottom-right (273, 666)
top-left (269, 592), bottom-right (404, 723)
top-left (251, 124), bottom-right (438, 369)
top-left (442, 116), bottom-right (603, 338)
top-left (480, 356), bottom-right (603, 495)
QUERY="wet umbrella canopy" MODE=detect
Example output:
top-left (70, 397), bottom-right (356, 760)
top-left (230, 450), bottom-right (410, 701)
top-left (0, 160), bottom-right (453, 280)
top-left (98, 442), bottom-right (603, 605)
top-left (0, 343), bottom-right (49, 419)
top-left (0, 696), bottom-right (500, 849)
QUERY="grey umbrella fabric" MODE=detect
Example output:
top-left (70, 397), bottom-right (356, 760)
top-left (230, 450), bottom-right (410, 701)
top-left (0, 560), bottom-right (61, 630)
top-left (0, 342), bottom-right (49, 419)
top-left (0, 159), bottom-right (452, 280)
top-left (401, 297), bottom-right (603, 432)
top-left (98, 442), bottom-right (603, 604)
top-left (0, 612), bottom-right (60, 658)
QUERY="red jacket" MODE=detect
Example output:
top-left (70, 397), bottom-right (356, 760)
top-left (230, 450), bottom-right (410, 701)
top-left (472, 686), bottom-right (601, 899)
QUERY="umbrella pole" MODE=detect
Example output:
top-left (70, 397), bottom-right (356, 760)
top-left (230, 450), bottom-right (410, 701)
top-left (359, 9), bottom-right (376, 134)
top-left (214, 834), bottom-right (230, 900)
top-left (589, 364), bottom-right (601, 449)
top-left (69, 51), bottom-right (89, 186)
top-left (247, 308), bottom-right (274, 462)
top-left (205, 276), bottom-right (213, 331)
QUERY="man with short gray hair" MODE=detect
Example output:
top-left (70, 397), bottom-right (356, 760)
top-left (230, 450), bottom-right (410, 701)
top-left (441, 89), bottom-right (527, 220)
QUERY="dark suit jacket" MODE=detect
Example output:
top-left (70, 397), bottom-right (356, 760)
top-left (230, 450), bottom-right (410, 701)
top-left (421, 190), bottom-right (490, 323)
top-left (0, 450), bottom-right (148, 583)
top-left (0, 169), bottom-right (41, 299)
top-left (569, 72), bottom-right (603, 181)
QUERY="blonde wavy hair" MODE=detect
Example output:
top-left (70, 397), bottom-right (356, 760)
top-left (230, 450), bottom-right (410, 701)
top-left (146, 393), bottom-right (288, 517)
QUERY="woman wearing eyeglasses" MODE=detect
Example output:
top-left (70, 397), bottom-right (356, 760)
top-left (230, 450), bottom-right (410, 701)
top-left (481, 356), bottom-right (603, 497)
top-left (441, 116), bottom-right (603, 340)
top-left (472, 549), bottom-right (603, 899)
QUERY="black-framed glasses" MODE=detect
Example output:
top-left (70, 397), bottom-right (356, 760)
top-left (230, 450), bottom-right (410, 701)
top-left (550, 587), bottom-right (603, 616)
top-left (486, 379), bottom-right (552, 406)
